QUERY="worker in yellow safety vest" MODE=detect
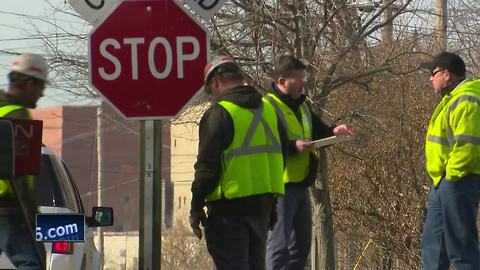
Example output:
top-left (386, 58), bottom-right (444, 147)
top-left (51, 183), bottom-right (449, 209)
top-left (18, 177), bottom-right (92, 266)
top-left (421, 52), bottom-right (480, 269)
top-left (264, 55), bottom-right (353, 270)
top-left (0, 53), bottom-right (48, 269)
top-left (189, 55), bottom-right (288, 270)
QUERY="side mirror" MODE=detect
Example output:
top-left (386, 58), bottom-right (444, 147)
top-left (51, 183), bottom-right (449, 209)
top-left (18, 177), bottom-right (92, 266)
top-left (86, 207), bottom-right (114, 227)
top-left (0, 120), bottom-right (14, 179)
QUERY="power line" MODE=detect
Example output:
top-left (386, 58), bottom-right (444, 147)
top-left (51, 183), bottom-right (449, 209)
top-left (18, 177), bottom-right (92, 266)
top-left (0, 49), bottom-right (20, 55)
top-left (391, 22), bottom-right (480, 36)
top-left (0, 10), bottom-right (85, 24)
top-left (80, 177), bottom-right (140, 198)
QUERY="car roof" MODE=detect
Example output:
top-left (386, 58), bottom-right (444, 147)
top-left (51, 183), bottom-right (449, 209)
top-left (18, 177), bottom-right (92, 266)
top-left (41, 145), bottom-right (55, 155)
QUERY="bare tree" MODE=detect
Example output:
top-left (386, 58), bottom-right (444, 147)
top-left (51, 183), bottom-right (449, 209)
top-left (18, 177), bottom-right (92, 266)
top-left (161, 221), bottom-right (211, 269)
top-left (209, 1), bottom-right (425, 269)
top-left (29, 0), bottom-right (480, 269)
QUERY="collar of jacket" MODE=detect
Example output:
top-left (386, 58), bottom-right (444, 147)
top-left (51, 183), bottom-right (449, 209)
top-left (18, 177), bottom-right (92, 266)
top-left (0, 90), bottom-right (19, 108)
top-left (440, 78), bottom-right (466, 97)
top-left (270, 83), bottom-right (306, 111)
top-left (216, 84), bottom-right (263, 109)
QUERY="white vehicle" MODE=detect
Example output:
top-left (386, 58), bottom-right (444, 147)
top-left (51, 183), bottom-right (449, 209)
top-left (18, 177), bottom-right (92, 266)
top-left (36, 146), bottom-right (114, 270)
top-left (0, 146), bottom-right (114, 270)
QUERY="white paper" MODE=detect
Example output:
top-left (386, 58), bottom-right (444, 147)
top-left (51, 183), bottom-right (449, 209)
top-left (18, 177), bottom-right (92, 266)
top-left (311, 136), bottom-right (353, 148)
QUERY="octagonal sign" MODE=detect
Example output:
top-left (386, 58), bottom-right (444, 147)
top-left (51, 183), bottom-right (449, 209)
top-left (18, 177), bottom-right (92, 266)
top-left (89, 0), bottom-right (210, 119)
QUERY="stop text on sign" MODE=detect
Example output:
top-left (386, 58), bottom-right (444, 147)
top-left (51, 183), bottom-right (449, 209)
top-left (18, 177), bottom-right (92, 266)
top-left (88, 0), bottom-right (209, 119)
top-left (98, 36), bottom-right (200, 80)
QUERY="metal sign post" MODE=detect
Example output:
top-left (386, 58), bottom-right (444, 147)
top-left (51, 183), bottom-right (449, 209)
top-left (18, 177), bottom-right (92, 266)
top-left (140, 120), bottom-right (163, 270)
top-left (87, 1), bottom-right (209, 269)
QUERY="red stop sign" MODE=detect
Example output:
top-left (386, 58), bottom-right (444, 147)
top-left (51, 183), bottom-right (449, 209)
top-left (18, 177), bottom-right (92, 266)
top-left (89, 0), bottom-right (210, 119)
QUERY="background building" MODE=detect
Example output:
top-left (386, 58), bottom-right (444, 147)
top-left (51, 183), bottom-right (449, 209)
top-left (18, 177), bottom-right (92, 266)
top-left (169, 118), bottom-right (199, 224)
top-left (32, 104), bottom-right (173, 231)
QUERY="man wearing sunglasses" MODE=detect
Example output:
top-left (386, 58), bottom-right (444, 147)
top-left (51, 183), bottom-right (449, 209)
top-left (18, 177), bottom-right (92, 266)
top-left (189, 55), bottom-right (288, 270)
top-left (421, 52), bottom-right (480, 269)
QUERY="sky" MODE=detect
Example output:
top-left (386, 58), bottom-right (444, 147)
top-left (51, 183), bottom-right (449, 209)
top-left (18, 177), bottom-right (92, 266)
top-left (0, 0), bottom-right (93, 108)
top-left (0, 0), bottom-right (472, 110)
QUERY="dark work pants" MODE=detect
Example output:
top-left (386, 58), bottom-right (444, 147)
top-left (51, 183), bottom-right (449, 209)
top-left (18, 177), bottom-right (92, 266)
top-left (205, 214), bottom-right (270, 270)
top-left (421, 174), bottom-right (480, 270)
top-left (266, 185), bottom-right (312, 270)
top-left (0, 210), bottom-right (43, 270)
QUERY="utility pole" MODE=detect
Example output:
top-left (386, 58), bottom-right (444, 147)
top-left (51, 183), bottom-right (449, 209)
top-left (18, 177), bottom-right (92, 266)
top-left (96, 103), bottom-right (104, 268)
top-left (434, 0), bottom-right (447, 53)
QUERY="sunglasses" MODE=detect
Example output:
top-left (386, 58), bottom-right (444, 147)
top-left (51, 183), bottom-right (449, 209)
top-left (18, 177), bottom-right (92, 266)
top-left (431, 69), bottom-right (444, 77)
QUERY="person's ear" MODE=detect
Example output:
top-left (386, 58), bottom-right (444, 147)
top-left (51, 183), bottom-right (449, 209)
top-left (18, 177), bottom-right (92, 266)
top-left (443, 70), bottom-right (453, 82)
top-left (278, 77), bottom-right (287, 88)
top-left (212, 76), bottom-right (221, 89)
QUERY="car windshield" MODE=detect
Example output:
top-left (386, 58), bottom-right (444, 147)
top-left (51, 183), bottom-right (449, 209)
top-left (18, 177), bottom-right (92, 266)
top-left (33, 153), bottom-right (71, 209)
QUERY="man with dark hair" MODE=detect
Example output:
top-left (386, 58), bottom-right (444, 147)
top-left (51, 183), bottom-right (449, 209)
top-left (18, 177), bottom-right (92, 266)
top-left (189, 55), bottom-right (287, 270)
top-left (0, 53), bottom-right (48, 269)
top-left (421, 52), bottom-right (480, 269)
top-left (264, 55), bottom-right (353, 270)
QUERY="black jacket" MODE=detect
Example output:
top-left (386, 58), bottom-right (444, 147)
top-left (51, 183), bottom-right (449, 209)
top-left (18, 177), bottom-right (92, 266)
top-left (268, 84), bottom-right (335, 187)
top-left (190, 85), bottom-right (288, 216)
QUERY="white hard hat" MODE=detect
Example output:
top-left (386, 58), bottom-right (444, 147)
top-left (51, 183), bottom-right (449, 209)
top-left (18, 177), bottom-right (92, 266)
top-left (203, 55), bottom-right (235, 85)
top-left (10, 53), bottom-right (49, 82)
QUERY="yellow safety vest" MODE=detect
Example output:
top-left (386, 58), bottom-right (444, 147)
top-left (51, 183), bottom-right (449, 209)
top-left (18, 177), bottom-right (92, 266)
top-left (206, 100), bottom-right (285, 202)
top-left (425, 79), bottom-right (480, 185)
top-left (263, 93), bottom-right (313, 183)
top-left (0, 104), bottom-right (33, 197)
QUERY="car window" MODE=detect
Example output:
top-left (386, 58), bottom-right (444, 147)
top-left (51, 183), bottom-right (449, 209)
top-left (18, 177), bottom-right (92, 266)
top-left (62, 161), bottom-right (85, 214)
top-left (34, 153), bottom-right (79, 212)
top-left (34, 155), bottom-right (67, 207)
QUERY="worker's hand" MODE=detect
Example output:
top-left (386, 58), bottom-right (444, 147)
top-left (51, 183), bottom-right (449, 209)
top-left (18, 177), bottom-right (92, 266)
top-left (189, 209), bottom-right (207, 239)
top-left (333, 124), bottom-right (354, 136)
top-left (295, 139), bottom-right (313, 153)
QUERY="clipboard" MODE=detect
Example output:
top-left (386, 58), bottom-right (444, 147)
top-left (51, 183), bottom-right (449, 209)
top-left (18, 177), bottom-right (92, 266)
top-left (311, 135), bottom-right (353, 148)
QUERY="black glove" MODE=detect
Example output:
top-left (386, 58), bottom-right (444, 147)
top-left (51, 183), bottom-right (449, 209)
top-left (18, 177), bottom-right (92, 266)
top-left (189, 209), bottom-right (207, 239)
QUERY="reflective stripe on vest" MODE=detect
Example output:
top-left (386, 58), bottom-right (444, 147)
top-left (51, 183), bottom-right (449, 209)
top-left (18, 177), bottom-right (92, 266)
top-left (0, 104), bottom-right (33, 197)
top-left (425, 79), bottom-right (480, 185)
top-left (206, 100), bottom-right (284, 202)
top-left (263, 93), bottom-right (312, 183)
top-left (0, 104), bottom-right (25, 117)
top-left (445, 95), bottom-right (480, 146)
top-left (223, 102), bottom-right (282, 161)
